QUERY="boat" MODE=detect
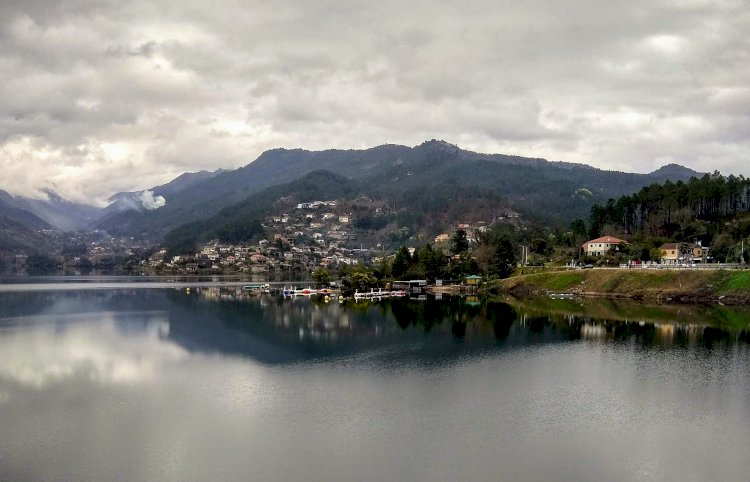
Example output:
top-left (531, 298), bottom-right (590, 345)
top-left (243, 283), bottom-right (270, 294)
top-left (294, 287), bottom-right (317, 296)
top-left (354, 288), bottom-right (402, 300)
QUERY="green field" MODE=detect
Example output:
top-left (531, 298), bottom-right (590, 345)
top-left (489, 268), bottom-right (750, 304)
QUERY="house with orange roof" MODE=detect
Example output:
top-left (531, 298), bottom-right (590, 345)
top-left (582, 236), bottom-right (628, 256)
top-left (659, 242), bottom-right (709, 264)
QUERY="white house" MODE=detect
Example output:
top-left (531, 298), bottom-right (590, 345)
top-left (581, 236), bottom-right (628, 256)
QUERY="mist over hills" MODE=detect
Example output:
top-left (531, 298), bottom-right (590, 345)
top-left (0, 192), bottom-right (55, 253)
top-left (104, 169), bottom-right (225, 215)
top-left (0, 191), bottom-right (51, 231)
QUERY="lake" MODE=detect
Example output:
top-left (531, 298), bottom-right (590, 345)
top-left (1, 285), bottom-right (750, 481)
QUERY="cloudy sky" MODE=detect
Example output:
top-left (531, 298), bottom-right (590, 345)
top-left (1, 0), bottom-right (748, 204)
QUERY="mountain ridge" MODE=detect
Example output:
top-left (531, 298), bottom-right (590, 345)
top-left (93, 141), bottom-right (704, 240)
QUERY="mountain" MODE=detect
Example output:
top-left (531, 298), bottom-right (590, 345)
top-left (96, 140), bottom-right (703, 240)
top-left (164, 170), bottom-right (355, 254)
top-left (0, 168), bottom-right (226, 238)
top-left (0, 191), bottom-right (52, 231)
top-left (106, 169), bottom-right (225, 212)
top-left (0, 191), bottom-right (58, 254)
top-left (648, 163), bottom-right (702, 180)
top-left (98, 169), bottom-right (226, 231)
top-left (151, 168), bottom-right (228, 198)
top-left (96, 145), bottom-right (413, 238)
top-left (0, 214), bottom-right (53, 253)
top-left (161, 152), bottom-right (709, 254)
top-left (8, 189), bottom-right (102, 232)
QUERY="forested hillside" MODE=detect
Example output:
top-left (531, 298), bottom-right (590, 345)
top-left (97, 140), bottom-right (701, 240)
top-left (0, 216), bottom-right (52, 253)
top-left (164, 171), bottom-right (355, 255)
top-left (588, 173), bottom-right (750, 262)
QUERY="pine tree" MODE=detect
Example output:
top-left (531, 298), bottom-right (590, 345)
top-left (489, 235), bottom-right (517, 278)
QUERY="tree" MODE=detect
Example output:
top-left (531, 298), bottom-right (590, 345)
top-left (216, 220), bottom-right (264, 244)
top-left (312, 268), bottom-right (330, 287)
top-left (489, 235), bottom-right (517, 278)
top-left (376, 256), bottom-right (392, 279)
top-left (26, 254), bottom-right (58, 275)
top-left (530, 237), bottom-right (547, 254)
top-left (449, 257), bottom-right (480, 278)
top-left (78, 257), bottom-right (93, 274)
top-left (418, 243), bottom-right (445, 281)
top-left (679, 242), bottom-right (691, 264)
top-left (451, 229), bottom-right (469, 255)
top-left (410, 249), bottom-right (420, 269)
top-left (570, 219), bottom-right (587, 238)
top-left (392, 246), bottom-right (411, 278)
top-left (348, 266), bottom-right (378, 291)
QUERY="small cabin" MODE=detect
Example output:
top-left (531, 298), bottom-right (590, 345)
top-left (465, 275), bottom-right (482, 286)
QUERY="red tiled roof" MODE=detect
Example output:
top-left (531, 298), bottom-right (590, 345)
top-left (582, 236), bottom-right (628, 248)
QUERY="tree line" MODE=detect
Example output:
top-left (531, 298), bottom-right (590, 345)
top-left (309, 228), bottom-right (520, 293)
top-left (586, 173), bottom-right (750, 263)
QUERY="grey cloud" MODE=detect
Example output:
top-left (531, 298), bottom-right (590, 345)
top-left (105, 41), bottom-right (158, 58)
top-left (0, 0), bottom-right (748, 204)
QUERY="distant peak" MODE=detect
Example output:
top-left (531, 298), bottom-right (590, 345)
top-left (649, 163), bottom-right (701, 178)
top-left (416, 139), bottom-right (458, 149)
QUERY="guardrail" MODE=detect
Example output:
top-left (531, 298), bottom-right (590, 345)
top-left (626, 263), bottom-right (747, 270)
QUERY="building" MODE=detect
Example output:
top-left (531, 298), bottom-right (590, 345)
top-left (582, 236), bottom-right (628, 256)
top-left (659, 242), bottom-right (709, 264)
top-left (465, 275), bottom-right (482, 285)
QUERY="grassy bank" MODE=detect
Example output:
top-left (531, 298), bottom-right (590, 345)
top-left (488, 268), bottom-right (750, 304)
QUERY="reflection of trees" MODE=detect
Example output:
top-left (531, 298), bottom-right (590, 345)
top-left (390, 300), bottom-right (418, 330)
top-left (162, 289), bottom-right (750, 353)
top-left (387, 297), bottom-right (486, 334)
top-left (451, 321), bottom-right (466, 339)
top-left (423, 300), bottom-right (446, 325)
top-left (528, 316), bottom-right (546, 333)
top-left (0, 292), bottom-right (56, 318)
top-left (486, 301), bottom-right (516, 340)
top-left (701, 327), bottom-right (734, 349)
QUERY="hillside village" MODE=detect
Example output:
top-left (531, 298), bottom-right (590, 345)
top-left (147, 198), bottom-right (509, 275)
top-left (6, 173), bottom-right (750, 278)
top-left (4, 197), bottom-right (734, 277)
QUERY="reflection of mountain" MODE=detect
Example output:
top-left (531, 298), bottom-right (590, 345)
top-left (1, 290), bottom-right (748, 367)
top-left (167, 290), bottom-right (750, 361)
top-left (165, 290), bottom-right (481, 363)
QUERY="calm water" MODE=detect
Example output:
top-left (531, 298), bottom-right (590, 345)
top-left (1, 287), bottom-right (750, 481)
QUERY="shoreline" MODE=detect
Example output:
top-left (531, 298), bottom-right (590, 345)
top-left (487, 268), bottom-right (750, 305)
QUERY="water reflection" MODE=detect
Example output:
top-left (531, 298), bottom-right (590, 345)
top-left (2, 288), bottom-right (750, 481)
top-left (0, 311), bottom-right (180, 390)
top-left (3, 289), bottom-right (750, 367)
